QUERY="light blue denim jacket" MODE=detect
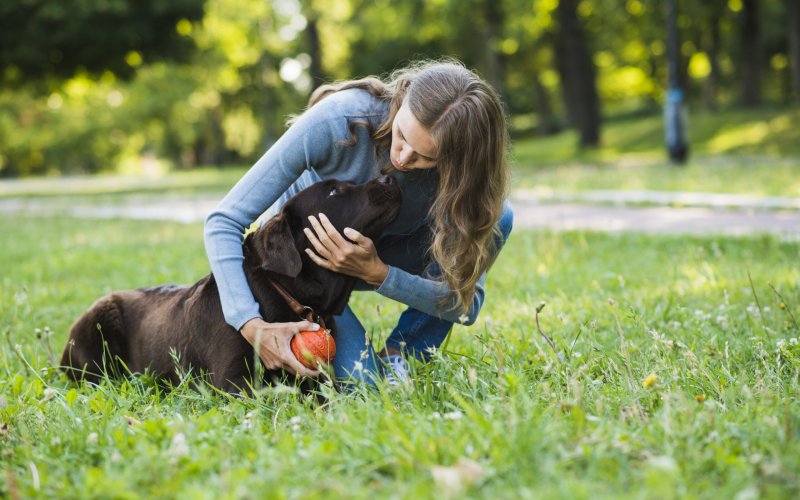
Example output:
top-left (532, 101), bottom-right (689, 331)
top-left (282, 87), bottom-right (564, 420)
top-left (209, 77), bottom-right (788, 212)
top-left (204, 88), bottom-right (488, 331)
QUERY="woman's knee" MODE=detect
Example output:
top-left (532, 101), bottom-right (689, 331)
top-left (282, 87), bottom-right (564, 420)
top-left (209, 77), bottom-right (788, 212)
top-left (497, 200), bottom-right (514, 243)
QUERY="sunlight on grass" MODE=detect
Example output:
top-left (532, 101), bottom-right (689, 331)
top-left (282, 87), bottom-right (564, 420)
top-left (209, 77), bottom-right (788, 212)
top-left (1, 217), bottom-right (799, 498)
top-left (707, 121), bottom-right (771, 154)
top-left (512, 107), bottom-right (800, 196)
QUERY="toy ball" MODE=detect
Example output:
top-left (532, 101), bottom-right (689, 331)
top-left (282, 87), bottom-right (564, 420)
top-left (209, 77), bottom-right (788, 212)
top-left (291, 329), bottom-right (336, 369)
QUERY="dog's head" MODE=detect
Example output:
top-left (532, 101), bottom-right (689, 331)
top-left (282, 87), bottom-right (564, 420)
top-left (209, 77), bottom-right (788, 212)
top-left (248, 175), bottom-right (402, 313)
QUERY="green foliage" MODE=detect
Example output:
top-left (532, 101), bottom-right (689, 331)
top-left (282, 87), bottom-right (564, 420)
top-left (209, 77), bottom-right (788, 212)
top-left (0, 0), bottom-right (313, 176)
top-left (1, 0), bottom-right (799, 176)
top-left (0, 0), bottom-right (204, 83)
top-left (1, 214), bottom-right (799, 497)
top-left (0, 79), bottom-right (131, 176)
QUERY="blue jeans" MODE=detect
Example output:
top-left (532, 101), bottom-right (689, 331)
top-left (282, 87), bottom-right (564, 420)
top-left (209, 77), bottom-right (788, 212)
top-left (332, 200), bottom-right (514, 383)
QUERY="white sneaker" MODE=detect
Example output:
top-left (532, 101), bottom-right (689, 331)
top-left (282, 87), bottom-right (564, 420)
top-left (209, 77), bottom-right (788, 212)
top-left (381, 354), bottom-right (410, 386)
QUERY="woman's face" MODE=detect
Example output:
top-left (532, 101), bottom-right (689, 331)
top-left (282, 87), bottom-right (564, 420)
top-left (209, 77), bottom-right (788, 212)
top-left (390, 102), bottom-right (438, 172)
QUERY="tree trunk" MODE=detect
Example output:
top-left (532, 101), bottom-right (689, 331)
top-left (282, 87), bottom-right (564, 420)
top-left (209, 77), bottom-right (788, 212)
top-left (741, 0), bottom-right (761, 107)
top-left (788, 0), bottom-right (800, 100)
top-left (300, 0), bottom-right (325, 89)
top-left (554, 0), bottom-right (601, 147)
top-left (304, 13), bottom-right (325, 88)
top-left (704, 8), bottom-right (722, 111)
top-left (482, 0), bottom-right (505, 96)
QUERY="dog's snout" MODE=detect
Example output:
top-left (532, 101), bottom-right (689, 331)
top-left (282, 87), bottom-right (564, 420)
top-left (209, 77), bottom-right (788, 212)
top-left (377, 175), bottom-right (396, 186)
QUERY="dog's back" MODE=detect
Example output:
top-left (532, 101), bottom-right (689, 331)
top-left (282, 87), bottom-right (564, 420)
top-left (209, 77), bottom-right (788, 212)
top-left (61, 275), bottom-right (259, 391)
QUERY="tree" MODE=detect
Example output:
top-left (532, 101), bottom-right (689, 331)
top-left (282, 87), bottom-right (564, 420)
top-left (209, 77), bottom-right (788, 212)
top-left (554, 0), bottom-right (601, 147)
top-left (740, 0), bottom-right (762, 106)
top-left (480, 0), bottom-right (506, 96)
top-left (0, 0), bottom-right (204, 83)
top-left (698, 2), bottom-right (728, 110)
top-left (300, 0), bottom-right (326, 88)
top-left (788, 0), bottom-right (800, 100)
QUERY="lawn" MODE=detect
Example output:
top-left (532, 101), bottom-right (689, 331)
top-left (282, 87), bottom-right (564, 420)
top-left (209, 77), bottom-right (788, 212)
top-left (1, 214), bottom-right (798, 498)
top-left (512, 106), bottom-right (800, 196)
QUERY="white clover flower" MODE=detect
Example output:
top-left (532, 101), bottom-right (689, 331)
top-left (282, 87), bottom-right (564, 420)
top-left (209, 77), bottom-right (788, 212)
top-left (87, 433), bottom-right (98, 445)
top-left (443, 411), bottom-right (463, 420)
top-left (467, 367), bottom-right (477, 387)
top-left (789, 338), bottom-right (798, 346)
top-left (242, 410), bottom-right (257, 430)
top-left (42, 388), bottom-right (57, 402)
top-left (289, 416), bottom-right (302, 433)
top-left (169, 433), bottom-right (189, 458)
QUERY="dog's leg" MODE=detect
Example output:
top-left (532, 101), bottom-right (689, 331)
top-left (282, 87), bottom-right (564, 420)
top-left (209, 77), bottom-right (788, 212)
top-left (60, 295), bottom-right (128, 384)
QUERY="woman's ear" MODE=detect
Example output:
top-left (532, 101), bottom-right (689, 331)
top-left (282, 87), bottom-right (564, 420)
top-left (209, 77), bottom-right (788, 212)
top-left (256, 215), bottom-right (302, 277)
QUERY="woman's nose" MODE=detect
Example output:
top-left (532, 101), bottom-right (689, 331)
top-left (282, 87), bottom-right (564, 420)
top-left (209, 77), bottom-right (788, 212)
top-left (398, 145), bottom-right (414, 164)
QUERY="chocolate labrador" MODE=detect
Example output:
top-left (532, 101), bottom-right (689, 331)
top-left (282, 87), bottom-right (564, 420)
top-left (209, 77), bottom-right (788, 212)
top-left (60, 176), bottom-right (402, 393)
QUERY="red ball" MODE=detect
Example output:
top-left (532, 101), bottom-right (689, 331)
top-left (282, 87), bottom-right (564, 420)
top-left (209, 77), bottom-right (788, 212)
top-left (290, 329), bottom-right (336, 369)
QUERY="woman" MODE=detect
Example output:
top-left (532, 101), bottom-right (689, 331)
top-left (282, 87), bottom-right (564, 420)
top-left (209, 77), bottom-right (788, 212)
top-left (204, 59), bottom-right (513, 385)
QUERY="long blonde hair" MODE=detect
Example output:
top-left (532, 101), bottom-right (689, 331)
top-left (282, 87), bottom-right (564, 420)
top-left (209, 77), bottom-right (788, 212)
top-left (302, 60), bottom-right (509, 314)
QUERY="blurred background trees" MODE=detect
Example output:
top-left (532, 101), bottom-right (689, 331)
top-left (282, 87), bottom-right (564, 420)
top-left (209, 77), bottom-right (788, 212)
top-left (0, 0), bottom-right (797, 177)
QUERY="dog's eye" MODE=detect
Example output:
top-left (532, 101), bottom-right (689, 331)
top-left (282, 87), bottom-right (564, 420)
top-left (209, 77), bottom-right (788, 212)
top-left (328, 187), bottom-right (338, 197)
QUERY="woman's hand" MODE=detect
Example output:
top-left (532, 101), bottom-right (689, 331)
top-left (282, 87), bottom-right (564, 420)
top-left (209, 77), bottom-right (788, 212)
top-left (304, 213), bottom-right (389, 287)
top-left (240, 318), bottom-right (321, 377)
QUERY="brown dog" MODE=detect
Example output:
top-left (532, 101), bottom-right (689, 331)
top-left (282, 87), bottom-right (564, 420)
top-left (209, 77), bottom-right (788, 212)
top-left (60, 176), bottom-right (402, 392)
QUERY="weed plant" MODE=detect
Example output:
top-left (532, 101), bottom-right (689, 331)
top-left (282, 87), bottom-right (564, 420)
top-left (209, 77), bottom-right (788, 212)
top-left (1, 216), bottom-right (798, 498)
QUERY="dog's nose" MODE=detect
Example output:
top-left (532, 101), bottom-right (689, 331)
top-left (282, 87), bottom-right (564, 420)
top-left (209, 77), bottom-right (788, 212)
top-left (377, 175), bottom-right (396, 186)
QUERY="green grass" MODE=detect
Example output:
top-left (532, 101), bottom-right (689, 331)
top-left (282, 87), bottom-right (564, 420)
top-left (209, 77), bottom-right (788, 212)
top-left (513, 106), bottom-right (800, 196)
top-left (1, 215), bottom-right (799, 498)
top-left (0, 167), bottom-right (247, 200)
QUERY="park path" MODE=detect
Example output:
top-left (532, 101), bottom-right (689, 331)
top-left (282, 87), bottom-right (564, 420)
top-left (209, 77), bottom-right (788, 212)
top-left (509, 189), bottom-right (800, 237)
top-left (1, 189), bottom-right (799, 237)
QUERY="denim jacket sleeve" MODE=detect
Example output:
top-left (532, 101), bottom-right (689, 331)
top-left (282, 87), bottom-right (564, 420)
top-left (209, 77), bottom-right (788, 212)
top-left (375, 266), bottom-right (487, 326)
top-left (374, 199), bottom-right (514, 326)
top-left (203, 95), bottom-right (351, 331)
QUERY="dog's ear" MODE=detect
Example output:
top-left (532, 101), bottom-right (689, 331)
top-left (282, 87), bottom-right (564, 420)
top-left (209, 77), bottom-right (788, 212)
top-left (257, 215), bottom-right (303, 277)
